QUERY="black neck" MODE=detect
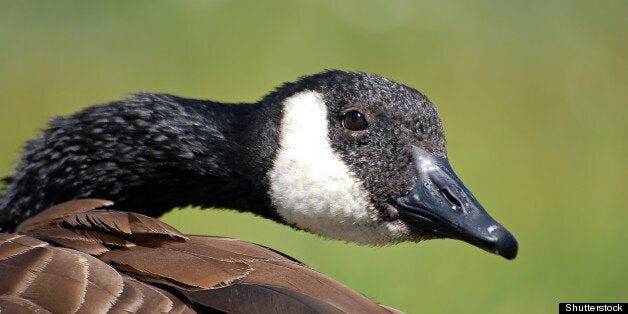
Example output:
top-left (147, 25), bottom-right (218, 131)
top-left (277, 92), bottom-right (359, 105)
top-left (0, 93), bottom-right (283, 231)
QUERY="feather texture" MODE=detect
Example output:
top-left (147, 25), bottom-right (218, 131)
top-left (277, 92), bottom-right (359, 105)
top-left (0, 199), bottom-right (400, 313)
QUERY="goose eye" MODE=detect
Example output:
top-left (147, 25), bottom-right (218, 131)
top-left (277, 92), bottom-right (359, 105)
top-left (342, 110), bottom-right (368, 131)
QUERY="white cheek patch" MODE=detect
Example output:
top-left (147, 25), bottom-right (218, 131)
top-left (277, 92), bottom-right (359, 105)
top-left (268, 91), bottom-right (409, 244)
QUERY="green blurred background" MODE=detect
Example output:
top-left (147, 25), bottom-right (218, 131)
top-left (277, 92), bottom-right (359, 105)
top-left (1, 1), bottom-right (626, 313)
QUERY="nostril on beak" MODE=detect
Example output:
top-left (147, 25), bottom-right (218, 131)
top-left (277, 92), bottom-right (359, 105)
top-left (440, 187), bottom-right (462, 210)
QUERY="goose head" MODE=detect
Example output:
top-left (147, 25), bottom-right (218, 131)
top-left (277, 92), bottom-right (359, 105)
top-left (265, 71), bottom-right (517, 259)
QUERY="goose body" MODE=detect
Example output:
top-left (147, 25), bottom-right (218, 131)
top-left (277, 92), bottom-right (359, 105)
top-left (0, 70), bottom-right (517, 312)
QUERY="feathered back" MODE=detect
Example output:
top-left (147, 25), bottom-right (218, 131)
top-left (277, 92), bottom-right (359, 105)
top-left (1, 199), bottom-right (400, 313)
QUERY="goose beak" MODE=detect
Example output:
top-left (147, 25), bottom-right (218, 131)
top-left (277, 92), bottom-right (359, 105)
top-left (393, 146), bottom-right (518, 260)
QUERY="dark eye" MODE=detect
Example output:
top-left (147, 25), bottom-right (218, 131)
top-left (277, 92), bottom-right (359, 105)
top-left (342, 110), bottom-right (368, 131)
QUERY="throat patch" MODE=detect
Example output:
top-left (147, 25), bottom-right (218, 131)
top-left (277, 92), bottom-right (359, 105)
top-left (268, 91), bottom-right (386, 243)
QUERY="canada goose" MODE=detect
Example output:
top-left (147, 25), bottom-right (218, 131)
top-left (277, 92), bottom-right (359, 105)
top-left (0, 70), bottom-right (517, 312)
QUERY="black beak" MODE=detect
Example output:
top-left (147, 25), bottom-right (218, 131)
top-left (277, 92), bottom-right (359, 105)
top-left (393, 146), bottom-right (518, 260)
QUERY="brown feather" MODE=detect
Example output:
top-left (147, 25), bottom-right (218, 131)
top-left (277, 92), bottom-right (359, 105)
top-left (100, 245), bottom-right (253, 289)
top-left (180, 254), bottom-right (398, 313)
top-left (0, 200), bottom-right (402, 313)
top-left (16, 199), bottom-right (114, 233)
top-left (26, 228), bottom-right (131, 255)
top-left (0, 294), bottom-right (52, 314)
top-left (109, 275), bottom-right (196, 314)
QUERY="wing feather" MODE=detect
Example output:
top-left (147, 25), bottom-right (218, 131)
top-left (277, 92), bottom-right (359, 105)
top-left (1, 200), bottom-right (401, 313)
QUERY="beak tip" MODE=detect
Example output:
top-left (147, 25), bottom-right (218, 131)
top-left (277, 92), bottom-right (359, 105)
top-left (497, 243), bottom-right (518, 260)
top-left (491, 228), bottom-right (518, 260)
